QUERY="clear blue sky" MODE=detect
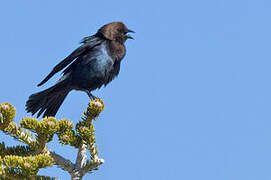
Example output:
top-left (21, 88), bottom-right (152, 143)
top-left (1, 0), bottom-right (271, 179)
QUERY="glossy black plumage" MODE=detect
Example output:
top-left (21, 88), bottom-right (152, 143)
top-left (26, 22), bottom-right (134, 118)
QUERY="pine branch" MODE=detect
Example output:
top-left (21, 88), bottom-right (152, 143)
top-left (64, 99), bottom-right (105, 179)
top-left (0, 104), bottom-right (36, 147)
top-left (0, 142), bottom-right (35, 157)
top-left (0, 99), bottom-right (105, 179)
top-left (0, 154), bottom-right (54, 178)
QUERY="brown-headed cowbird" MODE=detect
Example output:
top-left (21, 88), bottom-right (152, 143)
top-left (26, 22), bottom-right (134, 118)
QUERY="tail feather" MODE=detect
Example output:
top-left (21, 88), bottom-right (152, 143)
top-left (26, 82), bottom-right (70, 118)
top-left (43, 93), bottom-right (67, 117)
top-left (37, 96), bottom-right (55, 118)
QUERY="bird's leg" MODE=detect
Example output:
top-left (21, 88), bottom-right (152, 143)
top-left (86, 91), bottom-right (97, 100)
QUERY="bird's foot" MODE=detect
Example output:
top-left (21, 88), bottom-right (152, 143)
top-left (87, 92), bottom-right (99, 101)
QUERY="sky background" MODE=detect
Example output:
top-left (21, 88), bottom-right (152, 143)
top-left (1, 0), bottom-right (271, 179)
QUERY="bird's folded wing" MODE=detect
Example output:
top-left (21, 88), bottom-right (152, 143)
top-left (37, 35), bottom-right (104, 86)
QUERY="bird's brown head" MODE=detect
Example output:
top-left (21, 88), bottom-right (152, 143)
top-left (97, 22), bottom-right (135, 44)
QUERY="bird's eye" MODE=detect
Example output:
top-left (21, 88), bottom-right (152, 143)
top-left (117, 28), bottom-right (122, 33)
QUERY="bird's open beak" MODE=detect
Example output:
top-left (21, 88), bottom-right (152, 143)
top-left (126, 29), bottom-right (135, 40)
top-left (125, 34), bottom-right (134, 40)
top-left (127, 29), bottom-right (135, 33)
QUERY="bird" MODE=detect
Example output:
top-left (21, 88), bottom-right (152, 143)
top-left (26, 22), bottom-right (134, 118)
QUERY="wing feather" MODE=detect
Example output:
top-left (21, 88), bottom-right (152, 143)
top-left (37, 35), bottom-right (104, 86)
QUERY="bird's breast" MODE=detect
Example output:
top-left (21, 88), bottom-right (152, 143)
top-left (93, 44), bottom-right (114, 74)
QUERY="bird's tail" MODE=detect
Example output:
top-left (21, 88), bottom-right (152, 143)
top-left (26, 81), bottom-right (71, 118)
